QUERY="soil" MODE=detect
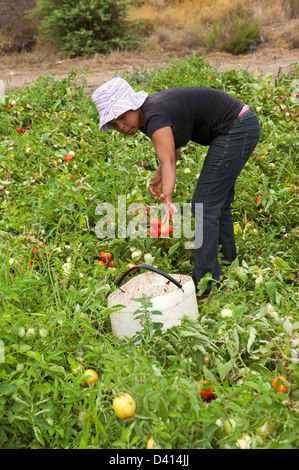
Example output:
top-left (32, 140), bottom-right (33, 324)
top-left (1, 43), bottom-right (298, 95)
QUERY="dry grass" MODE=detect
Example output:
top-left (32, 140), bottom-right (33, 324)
top-left (0, 0), bottom-right (298, 57)
top-left (130, 0), bottom-right (299, 49)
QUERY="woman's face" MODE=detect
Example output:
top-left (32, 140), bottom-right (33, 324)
top-left (109, 109), bottom-right (143, 135)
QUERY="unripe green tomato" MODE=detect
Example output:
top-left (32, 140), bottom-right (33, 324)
top-left (144, 253), bottom-right (153, 262)
top-left (224, 418), bottom-right (237, 435)
top-left (17, 327), bottom-right (26, 338)
top-left (26, 328), bottom-right (35, 338)
top-left (131, 250), bottom-right (142, 261)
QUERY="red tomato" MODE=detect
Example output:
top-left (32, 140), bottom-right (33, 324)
top-left (160, 224), bottom-right (173, 237)
top-left (149, 226), bottom-right (161, 238)
top-left (31, 246), bottom-right (38, 256)
top-left (65, 155), bottom-right (73, 162)
top-left (149, 218), bottom-right (161, 228)
top-left (197, 379), bottom-right (215, 402)
top-left (99, 251), bottom-right (112, 263)
top-left (271, 376), bottom-right (289, 393)
top-left (255, 195), bottom-right (262, 204)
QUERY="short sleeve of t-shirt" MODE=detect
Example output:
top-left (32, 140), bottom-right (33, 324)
top-left (141, 100), bottom-right (173, 138)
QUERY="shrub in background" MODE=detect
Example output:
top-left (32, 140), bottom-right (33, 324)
top-left (207, 19), bottom-right (260, 54)
top-left (27, 0), bottom-right (135, 57)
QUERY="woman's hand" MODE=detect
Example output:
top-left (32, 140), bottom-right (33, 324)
top-left (160, 194), bottom-right (178, 224)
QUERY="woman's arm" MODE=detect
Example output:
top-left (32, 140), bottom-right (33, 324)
top-left (151, 126), bottom-right (177, 204)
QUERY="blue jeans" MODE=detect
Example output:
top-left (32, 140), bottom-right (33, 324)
top-left (191, 110), bottom-right (261, 294)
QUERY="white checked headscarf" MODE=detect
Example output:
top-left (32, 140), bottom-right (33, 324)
top-left (92, 77), bottom-right (148, 131)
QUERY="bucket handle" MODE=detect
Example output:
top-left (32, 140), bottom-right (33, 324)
top-left (116, 264), bottom-right (183, 290)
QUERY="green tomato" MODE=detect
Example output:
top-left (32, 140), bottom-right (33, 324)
top-left (131, 250), bottom-right (142, 261)
top-left (144, 253), bottom-right (153, 262)
top-left (39, 328), bottom-right (48, 338)
top-left (17, 327), bottom-right (26, 338)
top-left (220, 308), bottom-right (233, 318)
top-left (26, 328), bottom-right (35, 338)
top-left (224, 418), bottom-right (237, 435)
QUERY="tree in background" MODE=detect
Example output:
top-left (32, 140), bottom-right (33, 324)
top-left (27, 0), bottom-right (134, 57)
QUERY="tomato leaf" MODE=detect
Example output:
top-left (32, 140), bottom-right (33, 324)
top-left (273, 257), bottom-right (291, 270)
top-left (168, 241), bottom-right (181, 255)
top-left (158, 397), bottom-right (168, 423)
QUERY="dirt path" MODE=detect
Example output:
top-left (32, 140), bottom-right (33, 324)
top-left (1, 44), bottom-right (298, 94)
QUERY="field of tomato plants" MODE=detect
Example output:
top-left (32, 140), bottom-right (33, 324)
top-left (0, 56), bottom-right (298, 449)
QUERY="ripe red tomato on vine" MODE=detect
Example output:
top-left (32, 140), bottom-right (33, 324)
top-left (99, 251), bottom-right (112, 263)
top-left (160, 224), bottom-right (173, 237)
top-left (149, 226), bottom-right (161, 238)
top-left (149, 218), bottom-right (161, 228)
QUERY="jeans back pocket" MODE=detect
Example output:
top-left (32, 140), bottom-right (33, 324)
top-left (241, 132), bottom-right (260, 159)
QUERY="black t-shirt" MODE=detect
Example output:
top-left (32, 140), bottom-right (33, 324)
top-left (140, 87), bottom-right (244, 148)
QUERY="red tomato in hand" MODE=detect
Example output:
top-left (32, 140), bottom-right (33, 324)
top-left (160, 224), bottom-right (173, 237)
top-left (149, 226), bottom-right (161, 238)
top-left (149, 218), bottom-right (161, 228)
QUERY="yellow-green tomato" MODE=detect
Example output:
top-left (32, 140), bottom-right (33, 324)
top-left (146, 437), bottom-right (161, 449)
top-left (113, 393), bottom-right (136, 419)
top-left (236, 434), bottom-right (252, 449)
top-left (83, 369), bottom-right (99, 386)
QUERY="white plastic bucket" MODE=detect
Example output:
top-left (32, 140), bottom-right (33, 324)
top-left (108, 264), bottom-right (198, 339)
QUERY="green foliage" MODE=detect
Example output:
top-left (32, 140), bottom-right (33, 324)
top-left (27, 0), bottom-right (135, 57)
top-left (133, 295), bottom-right (163, 344)
top-left (0, 55), bottom-right (298, 449)
top-left (208, 19), bottom-right (260, 55)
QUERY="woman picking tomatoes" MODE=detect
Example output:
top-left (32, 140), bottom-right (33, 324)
top-left (92, 78), bottom-right (260, 299)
